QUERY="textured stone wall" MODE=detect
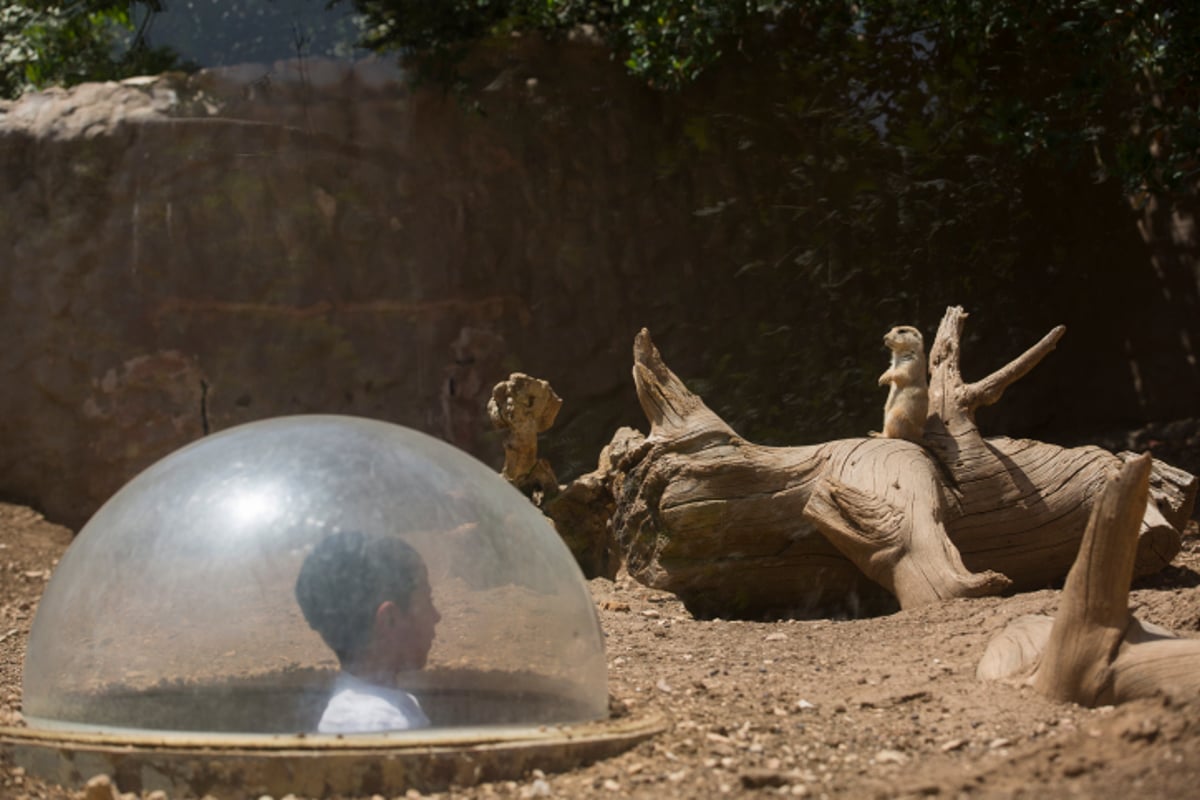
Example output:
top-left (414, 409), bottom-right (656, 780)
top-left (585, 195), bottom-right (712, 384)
top-left (0, 42), bottom-right (1197, 529)
top-left (0, 49), bottom-right (675, 527)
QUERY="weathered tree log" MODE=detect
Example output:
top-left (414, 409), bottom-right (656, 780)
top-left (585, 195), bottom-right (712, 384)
top-left (534, 427), bottom-right (640, 581)
top-left (601, 306), bottom-right (1195, 619)
top-left (612, 326), bottom-right (1007, 617)
top-left (978, 453), bottom-right (1200, 706)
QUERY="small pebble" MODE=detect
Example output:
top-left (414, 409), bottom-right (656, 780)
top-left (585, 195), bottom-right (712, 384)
top-left (740, 769), bottom-right (790, 789)
top-left (84, 775), bottom-right (118, 800)
top-left (520, 778), bottom-right (551, 798)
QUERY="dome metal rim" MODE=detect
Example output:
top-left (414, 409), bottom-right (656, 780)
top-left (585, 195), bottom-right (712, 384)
top-left (0, 709), bottom-right (664, 796)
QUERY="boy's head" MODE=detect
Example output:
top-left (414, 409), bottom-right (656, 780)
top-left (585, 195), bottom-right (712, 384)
top-left (295, 531), bottom-right (439, 671)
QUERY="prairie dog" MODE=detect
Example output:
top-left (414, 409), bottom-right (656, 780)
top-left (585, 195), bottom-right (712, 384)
top-left (875, 325), bottom-right (928, 442)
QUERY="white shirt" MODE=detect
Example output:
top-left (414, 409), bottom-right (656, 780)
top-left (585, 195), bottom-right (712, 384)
top-left (317, 672), bottom-right (430, 734)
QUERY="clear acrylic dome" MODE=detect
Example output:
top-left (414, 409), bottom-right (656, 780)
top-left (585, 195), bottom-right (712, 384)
top-left (22, 415), bottom-right (607, 735)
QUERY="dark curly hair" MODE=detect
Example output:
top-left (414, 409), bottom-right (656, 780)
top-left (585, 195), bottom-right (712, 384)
top-left (294, 530), bottom-right (426, 664)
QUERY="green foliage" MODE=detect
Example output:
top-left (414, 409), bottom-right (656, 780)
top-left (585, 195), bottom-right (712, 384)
top-left (6, 0), bottom-right (1196, 197)
top-left (602, 2), bottom-right (1188, 443)
top-left (339, 1), bottom-right (797, 89)
top-left (854, 1), bottom-right (1200, 195)
top-left (540, 1), bottom-right (794, 88)
top-left (1, 1), bottom-right (180, 99)
top-left (340, 0), bottom-right (1197, 194)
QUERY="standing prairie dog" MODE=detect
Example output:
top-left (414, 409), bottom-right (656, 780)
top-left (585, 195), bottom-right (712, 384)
top-left (875, 325), bottom-right (928, 442)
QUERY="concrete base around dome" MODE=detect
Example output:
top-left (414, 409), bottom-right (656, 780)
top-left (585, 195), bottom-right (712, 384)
top-left (28, 667), bottom-right (605, 734)
top-left (0, 710), bottom-right (664, 798)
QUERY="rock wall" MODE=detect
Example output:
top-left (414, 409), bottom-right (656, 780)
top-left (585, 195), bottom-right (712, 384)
top-left (1, 42), bottom-right (1197, 529)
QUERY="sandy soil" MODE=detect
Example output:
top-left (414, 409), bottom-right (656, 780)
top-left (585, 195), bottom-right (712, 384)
top-left (3, 502), bottom-right (1200, 799)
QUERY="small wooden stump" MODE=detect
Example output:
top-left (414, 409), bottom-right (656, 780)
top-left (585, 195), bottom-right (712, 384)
top-left (488, 372), bottom-right (562, 500)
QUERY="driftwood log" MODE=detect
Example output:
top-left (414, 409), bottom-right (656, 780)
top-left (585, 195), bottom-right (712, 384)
top-left (978, 453), bottom-right (1200, 705)
top-left (538, 306), bottom-right (1196, 619)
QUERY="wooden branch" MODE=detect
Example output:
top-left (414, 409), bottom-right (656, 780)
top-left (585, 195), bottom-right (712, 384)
top-left (1032, 454), bottom-right (1151, 705)
top-left (963, 325), bottom-right (1065, 411)
top-left (632, 328), bottom-right (735, 444)
top-left (802, 477), bottom-right (906, 589)
top-left (803, 448), bottom-right (1010, 607)
top-left (925, 307), bottom-right (1000, 493)
top-left (926, 305), bottom-right (969, 419)
top-left (922, 307), bottom-right (1179, 586)
top-left (927, 306), bottom-right (1064, 419)
top-left (927, 306), bottom-right (1062, 453)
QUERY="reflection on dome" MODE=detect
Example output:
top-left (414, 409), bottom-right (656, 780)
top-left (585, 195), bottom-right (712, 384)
top-left (22, 415), bottom-right (608, 736)
top-left (224, 483), bottom-right (285, 530)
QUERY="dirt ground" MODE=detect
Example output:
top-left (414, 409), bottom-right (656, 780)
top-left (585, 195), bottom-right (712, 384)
top-left (3, 502), bottom-right (1200, 800)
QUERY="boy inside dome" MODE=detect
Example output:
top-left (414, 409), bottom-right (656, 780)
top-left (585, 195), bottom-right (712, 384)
top-left (295, 530), bottom-right (441, 733)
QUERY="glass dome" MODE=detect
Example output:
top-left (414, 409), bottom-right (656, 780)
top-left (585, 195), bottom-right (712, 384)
top-left (22, 415), bottom-right (607, 736)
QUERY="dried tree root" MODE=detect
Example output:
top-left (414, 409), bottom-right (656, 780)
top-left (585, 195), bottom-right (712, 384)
top-left (1032, 454), bottom-right (1154, 704)
top-left (981, 453), bottom-right (1200, 706)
